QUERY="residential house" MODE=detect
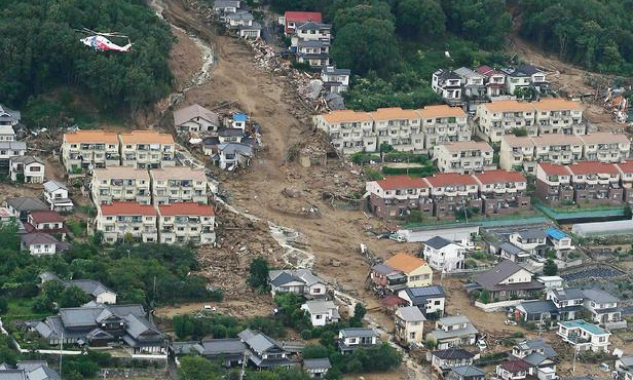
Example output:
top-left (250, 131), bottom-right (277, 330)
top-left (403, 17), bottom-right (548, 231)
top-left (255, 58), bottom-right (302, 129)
top-left (43, 181), bottom-right (73, 212)
top-left (150, 167), bottom-right (209, 205)
top-left (512, 339), bottom-right (558, 380)
top-left (34, 303), bottom-right (164, 353)
top-left (0, 361), bottom-right (60, 380)
top-left (398, 285), bottom-right (446, 317)
top-left (534, 163), bottom-right (575, 206)
top-left (214, 142), bottom-right (253, 170)
top-left (515, 300), bottom-right (560, 326)
top-left (91, 167), bottom-right (151, 205)
top-left (370, 107), bottom-right (423, 152)
top-left (475, 66), bottom-right (506, 97)
top-left (65, 279), bottom-right (117, 304)
top-left (418, 105), bottom-right (471, 151)
top-left (557, 319), bottom-right (610, 352)
top-left (476, 100), bottom-right (536, 143)
top-left (268, 269), bottom-right (327, 298)
top-left (173, 104), bottom-right (220, 134)
top-left (474, 170), bottom-right (530, 216)
top-left (231, 113), bottom-right (248, 130)
top-left (369, 263), bottom-right (408, 295)
top-left (454, 67), bottom-right (486, 99)
top-left (171, 339), bottom-right (247, 367)
top-left (238, 328), bottom-right (293, 368)
top-left (0, 142), bottom-right (27, 172)
top-left (25, 211), bottom-right (66, 239)
top-left (434, 141), bottom-right (495, 174)
top-left (365, 175), bottom-right (432, 219)
top-left (0, 125), bottom-right (17, 144)
top-left (566, 162), bottom-right (623, 206)
top-left (498, 241), bottom-right (531, 264)
top-left (218, 128), bottom-right (247, 144)
top-left (422, 236), bottom-right (466, 272)
top-left (469, 260), bottom-right (544, 302)
top-left (157, 203), bottom-right (216, 245)
top-left (581, 289), bottom-right (624, 327)
top-left (430, 349), bottom-right (476, 376)
top-left (62, 130), bottom-right (120, 173)
top-left (616, 357), bottom-right (633, 380)
top-left (545, 228), bottom-right (573, 257)
top-left (512, 338), bottom-right (557, 360)
top-left (294, 27), bottom-right (331, 68)
top-left (426, 315), bottom-right (478, 350)
top-left (501, 65), bottom-right (548, 94)
top-left (119, 131), bottom-right (175, 169)
top-left (508, 228), bottom-right (548, 257)
top-left (383, 253), bottom-right (433, 288)
top-left (4, 197), bottom-right (49, 222)
top-left (536, 276), bottom-right (564, 291)
top-left (431, 70), bottom-right (464, 105)
top-left (96, 201), bottom-right (158, 244)
top-left (0, 104), bottom-right (21, 128)
top-left (301, 300), bottom-right (340, 327)
top-left (546, 288), bottom-right (586, 321)
top-left (20, 233), bottom-right (68, 255)
top-left (425, 173), bottom-right (481, 220)
top-left (495, 359), bottom-right (531, 380)
top-left (337, 328), bottom-right (379, 354)
top-left (447, 366), bottom-right (486, 380)
top-left (284, 11), bottom-right (322, 35)
top-left (0, 207), bottom-right (14, 223)
top-left (616, 161), bottom-right (633, 203)
top-left (394, 306), bottom-right (426, 345)
top-left (321, 66), bottom-right (350, 94)
top-left (303, 358), bottom-right (331, 379)
top-left (291, 21), bottom-right (331, 46)
top-left (213, 0), bottom-right (241, 22)
top-left (226, 11), bottom-right (262, 39)
top-left (9, 156), bottom-right (45, 183)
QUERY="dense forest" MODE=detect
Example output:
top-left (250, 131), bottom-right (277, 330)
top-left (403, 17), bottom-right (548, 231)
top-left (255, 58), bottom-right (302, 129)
top-left (0, 0), bottom-right (173, 115)
top-left (519, 0), bottom-right (633, 75)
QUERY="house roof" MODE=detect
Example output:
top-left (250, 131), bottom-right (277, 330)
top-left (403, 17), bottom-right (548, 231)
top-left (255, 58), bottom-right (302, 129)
top-left (475, 65), bottom-right (501, 77)
top-left (474, 170), bottom-right (526, 185)
top-left (29, 211), bottom-right (64, 224)
top-left (302, 300), bottom-right (337, 315)
top-left (439, 315), bottom-right (470, 325)
top-left (10, 156), bottom-right (44, 165)
top-left (579, 132), bottom-right (629, 145)
top-left (474, 260), bottom-right (533, 289)
top-left (384, 253), bottom-right (427, 274)
top-left (396, 306), bottom-right (426, 322)
top-left (296, 21), bottom-right (331, 30)
top-left (218, 128), bottom-right (246, 138)
top-left (499, 359), bottom-right (532, 373)
top-left (435, 70), bottom-right (462, 81)
top-left (93, 166), bottom-right (150, 181)
top-left (482, 100), bottom-right (535, 113)
top-left (425, 173), bottom-right (478, 188)
top-left (502, 135), bottom-right (534, 148)
top-left (269, 271), bottom-right (302, 287)
top-left (530, 134), bottom-right (583, 147)
top-left (566, 162), bottom-right (619, 176)
top-left (432, 349), bottom-right (474, 360)
top-left (303, 358), bottom-right (331, 370)
top-left (551, 288), bottom-right (584, 301)
top-left (217, 142), bottom-right (253, 156)
top-left (499, 242), bottom-right (526, 256)
top-left (320, 110), bottom-right (373, 124)
top-left (227, 11), bottom-right (253, 21)
top-left (417, 105), bottom-right (466, 119)
top-left (532, 99), bottom-right (583, 111)
top-left (546, 228), bottom-right (568, 240)
top-left (0, 104), bottom-right (20, 122)
top-left (174, 104), bottom-right (219, 126)
top-left (0, 142), bottom-right (26, 150)
top-left (518, 300), bottom-right (558, 314)
top-left (150, 166), bottom-right (207, 182)
top-left (370, 107), bottom-right (420, 121)
top-left (450, 365), bottom-right (485, 378)
top-left (284, 11), bottom-right (322, 24)
top-left (196, 339), bottom-right (246, 355)
top-left (516, 228), bottom-right (548, 240)
top-left (515, 64), bottom-right (542, 75)
top-left (119, 130), bottom-right (174, 145)
top-left (375, 176), bottom-right (429, 191)
top-left (43, 181), bottom-right (67, 193)
top-left (213, 0), bottom-right (240, 7)
top-left (67, 279), bottom-right (115, 298)
top-left (616, 161), bottom-right (633, 174)
top-left (157, 203), bottom-right (215, 217)
top-left (439, 141), bottom-right (493, 153)
top-left (322, 66), bottom-right (350, 76)
top-left (64, 130), bottom-right (119, 144)
top-left (516, 339), bottom-right (557, 358)
top-left (5, 197), bottom-right (48, 212)
top-left (454, 67), bottom-right (483, 79)
top-left (339, 328), bottom-right (379, 338)
top-left (523, 352), bottom-right (548, 366)
top-left (424, 236), bottom-right (453, 250)
top-left (429, 321), bottom-right (478, 340)
top-left (405, 286), bottom-right (445, 303)
top-left (538, 163), bottom-right (569, 176)
top-left (558, 320), bottom-right (609, 335)
top-left (99, 202), bottom-right (157, 217)
top-left (582, 289), bottom-right (619, 303)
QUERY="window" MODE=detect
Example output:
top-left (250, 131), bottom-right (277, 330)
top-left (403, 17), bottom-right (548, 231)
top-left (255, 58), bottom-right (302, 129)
top-left (434, 300), bottom-right (441, 305)
top-left (315, 314), bottom-right (323, 319)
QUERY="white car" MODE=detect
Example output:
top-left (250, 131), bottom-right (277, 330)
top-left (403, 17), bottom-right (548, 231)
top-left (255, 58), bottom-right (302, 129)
top-left (203, 305), bottom-right (216, 312)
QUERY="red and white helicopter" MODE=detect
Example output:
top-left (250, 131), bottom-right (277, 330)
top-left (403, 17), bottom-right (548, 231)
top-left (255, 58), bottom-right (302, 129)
top-left (79, 28), bottom-right (133, 53)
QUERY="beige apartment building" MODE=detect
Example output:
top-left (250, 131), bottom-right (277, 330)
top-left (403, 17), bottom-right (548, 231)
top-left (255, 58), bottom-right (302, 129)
top-left (434, 141), bottom-right (495, 174)
top-left (312, 110), bottom-right (375, 154)
top-left (418, 105), bottom-right (471, 149)
top-left (96, 202), bottom-right (158, 244)
top-left (91, 167), bottom-right (151, 205)
top-left (477, 99), bottom-right (586, 143)
top-left (62, 131), bottom-right (121, 173)
top-left (149, 167), bottom-right (208, 205)
top-left (500, 133), bottom-right (630, 172)
top-left (119, 131), bottom-right (176, 169)
top-left (157, 202), bottom-right (216, 245)
top-left (370, 108), bottom-right (423, 152)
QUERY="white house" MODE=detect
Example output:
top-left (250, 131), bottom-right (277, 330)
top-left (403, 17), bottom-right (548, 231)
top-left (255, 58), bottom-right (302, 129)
top-left (557, 319), bottom-right (611, 352)
top-left (495, 359), bottom-right (531, 380)
top-left (321, 66), bottom-right (350, 94)
top-left (398, 285), bottom-right (446, 317)
top-left (423, 236), bottom-right (466, 272)
top-left (268, 269), bottom-right (328, 298)
top-left (9, 156), bottom-right (45, 183)
top-left (431, 349), bottom-right (476, 375)
top-left (301, 300), bottom-right (340, 327)
top-left (215, 142), bottom-right (253, 170)
top-left (67, 279), bottom-right (117, 304)
top-left (43, 180), bottom-right (74, 212)
top-left (173, 104), bottom-right (220, 134)
top-left (426, 315), bottom-right (478, 350)
top-left (337, 328), bottom-right (379, 354)
top-left (394, 306), bottom-right (426, 345)
top-left (20, 233), bottom-right (68, 255)
top-left (431, 70), bottom-right (464, 105)
top-left (213, 0), bottom-right (241, 22)
top-left (0, 104), bottom-right (21, 128)
top-left (0, 125), bottom-right (16, 142)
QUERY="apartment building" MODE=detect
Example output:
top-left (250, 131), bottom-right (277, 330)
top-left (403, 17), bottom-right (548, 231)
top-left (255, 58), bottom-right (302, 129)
top-left (370, 108), bottom-right (423, 152)
top-left (157, 202), bottom-right (215, 245)
top-left (534, 163), bottom-right (574, 206)
top-left (474, 170), bottom-right (530, 216)
top-left (62, 131), bottom-right (120, 173)
top-left (149, 167), bottom-right (208, 205)
top-left (533, 99), bottom-right (586, 135)
top-left (419, 106), bottom-right (471, 150)
top-left (365, 175), bottom-right (432, 219)
top-left (119, 131), bottom-right (176, 169)
top-left (616, 161), bottom-right (633, 203)
top-left (580, 132), bottom-right (631, 162)
top-left (426, 173), bottom-right (481, 220)
top-left (313, 110), bottom-right (375, 154)
top-left (96, 202), bottom-right (158, 244)
top-left (434, 141), bottom-right (495, 174)
top-left (476, 100), bottom-right (536, 143)
top-left (91, 167), bottom-right (151, 205)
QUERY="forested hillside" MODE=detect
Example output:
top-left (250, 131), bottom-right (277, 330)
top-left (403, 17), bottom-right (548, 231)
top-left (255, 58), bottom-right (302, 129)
top-left (0, 0), bottom-right (173, 114)
top-left (519, 0), bottom-right (633, 76)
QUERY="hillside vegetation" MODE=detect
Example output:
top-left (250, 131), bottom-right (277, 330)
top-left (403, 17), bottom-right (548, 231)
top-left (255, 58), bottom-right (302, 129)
top-left (0, 0), bottom-right (173, 116)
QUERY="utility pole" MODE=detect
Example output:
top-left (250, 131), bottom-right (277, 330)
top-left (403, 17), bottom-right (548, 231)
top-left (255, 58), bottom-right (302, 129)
top-left (571, 334), bottom-right (579, 374)
top-left (60, 332), bottom-right (64, 379)
top-left (239, 351), bottom-right (249, 380)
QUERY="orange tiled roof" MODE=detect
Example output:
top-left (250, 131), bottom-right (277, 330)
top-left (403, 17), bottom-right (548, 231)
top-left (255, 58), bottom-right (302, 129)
top-left (474, 170), bottom-right (526, 185)
top-left (64, 130), bottom-right (119, 144)
top-left (440, 141), bottom-right (493, 153)
top-left (616, 161), bottom-right (633, 174)
top-left (29, 211), bottom-right (64, 224)
top-left (376, 175), bottom-right (429, 190)
top-left (417, 105), bottom-right (466, 119)
top-left (320, 110), bottom-right (373, 123)
top-left (384, 253), bottom-right (427, 274)
top-left (370, 107), bottom-right (420, 121)
top-left (566, 161), bottom-right (619, 175)
top-left (158, 202), bottom-right (215, 217)
top-left (532, 98), bottom-right (584, 111)
top-left (538, 163), bottom-right (569, 176)
top-left (119, 130), bottom-right (175, 144)
top-left (482, 100), bottom-right (535, 113)
top-left (100, 202), bottom-right (157, 216)
top-left (425, 173), bottom-right (478, 187)
top-left (579, 132), bottom-right (630, 145)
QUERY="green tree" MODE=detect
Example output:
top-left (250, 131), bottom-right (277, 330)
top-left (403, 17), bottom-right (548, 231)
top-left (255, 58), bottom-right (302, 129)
top-left (178, 356), bottom-right (222, 380)
top-left (248, 256), bottom-right (270, 291)
top-left (543, 259), bottom-right (559, 276)
top-left (302, 344), bottom-right (330, 359)
top-left (396, 0), bottom-right (446, 40)
top-left (59, 285), bottom-right (91, 308)
top-left (333, 2), bottom-right (395, 30)
top-left (349, 302), bottom-right (366, 327)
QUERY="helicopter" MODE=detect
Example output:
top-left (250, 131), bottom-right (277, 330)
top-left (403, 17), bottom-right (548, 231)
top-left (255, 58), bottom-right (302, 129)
top-left (78, 28), bottom-right (133, 53)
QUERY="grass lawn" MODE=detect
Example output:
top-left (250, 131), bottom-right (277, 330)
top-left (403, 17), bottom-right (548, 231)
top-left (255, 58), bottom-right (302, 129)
top-left (5, 298), bottom-right (50, 322)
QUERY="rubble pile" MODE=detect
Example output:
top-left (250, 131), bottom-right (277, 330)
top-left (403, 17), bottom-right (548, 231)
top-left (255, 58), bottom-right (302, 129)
top-left (603, 87), bottom-right (630, 123)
